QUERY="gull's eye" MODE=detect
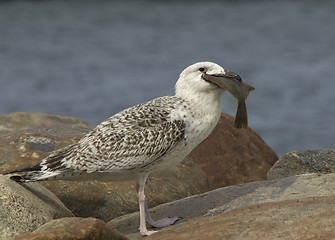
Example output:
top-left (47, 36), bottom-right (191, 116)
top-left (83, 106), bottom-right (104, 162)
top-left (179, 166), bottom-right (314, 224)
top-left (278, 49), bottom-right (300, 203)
top-left (199, 67), bottom-right (205, 72)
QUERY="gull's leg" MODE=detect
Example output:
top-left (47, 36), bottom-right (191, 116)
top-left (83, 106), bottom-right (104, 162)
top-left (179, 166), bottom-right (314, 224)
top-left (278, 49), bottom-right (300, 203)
top-left (144, 200), bottom-right (180, 228)
top-left (137, 174), bottom-right (157, 236)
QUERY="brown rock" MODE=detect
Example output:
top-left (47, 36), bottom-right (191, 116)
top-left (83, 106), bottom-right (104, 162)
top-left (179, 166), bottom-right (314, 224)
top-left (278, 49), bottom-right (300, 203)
top-left (189, 113), bottom-right (278, 189)
top-left (145, 196), bottom-right (335, 240)
top-left (0, 112), bottom-right (93, 173)
top-left (110, 172), bottom-right (335, 239)
top-left (10, 217), bottom-right (129, 240)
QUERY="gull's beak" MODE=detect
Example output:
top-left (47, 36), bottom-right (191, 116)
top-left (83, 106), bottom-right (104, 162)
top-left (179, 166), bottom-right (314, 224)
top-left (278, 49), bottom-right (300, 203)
top-left (205, 71), bottom-right (242, 83)
top-left (202, 71), bottom-right (255, 129)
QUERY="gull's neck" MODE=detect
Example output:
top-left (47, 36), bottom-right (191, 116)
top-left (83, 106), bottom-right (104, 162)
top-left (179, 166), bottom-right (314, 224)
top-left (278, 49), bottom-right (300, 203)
top-left (175, 87), bottom-right (223, 118)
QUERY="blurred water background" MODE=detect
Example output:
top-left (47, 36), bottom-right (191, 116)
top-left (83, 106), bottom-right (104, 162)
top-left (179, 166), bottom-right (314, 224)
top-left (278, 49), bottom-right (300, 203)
top-left (0, 0), bottom-right (334, 156)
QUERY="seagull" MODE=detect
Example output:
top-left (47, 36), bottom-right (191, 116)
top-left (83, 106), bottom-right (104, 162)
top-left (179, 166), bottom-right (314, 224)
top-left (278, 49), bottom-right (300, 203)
top-left (5, 62), bottom-right (254, 236)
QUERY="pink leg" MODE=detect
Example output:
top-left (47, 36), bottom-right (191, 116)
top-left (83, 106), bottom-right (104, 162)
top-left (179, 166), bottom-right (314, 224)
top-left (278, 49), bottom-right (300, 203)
top-left (137, 174), bottom-right (157, 236)
top-left (136, 173), bottom-right (180, 235)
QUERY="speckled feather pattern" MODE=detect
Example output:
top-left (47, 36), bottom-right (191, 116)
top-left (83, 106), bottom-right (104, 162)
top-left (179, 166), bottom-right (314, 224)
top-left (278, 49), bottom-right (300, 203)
top-left (21, 96), bottom-right (192, 181)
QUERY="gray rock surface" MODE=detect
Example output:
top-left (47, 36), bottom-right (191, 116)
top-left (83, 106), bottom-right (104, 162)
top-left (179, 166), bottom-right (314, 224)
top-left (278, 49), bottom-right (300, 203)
top-left (0, 175), bottom-right (73, 240)
top-left (108, 173), bottom-right (335, 239)
top-left (267, 149), bottom-right (335, 179)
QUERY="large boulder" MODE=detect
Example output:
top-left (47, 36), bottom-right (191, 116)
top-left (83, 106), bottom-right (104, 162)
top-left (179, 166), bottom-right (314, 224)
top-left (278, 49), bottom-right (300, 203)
top-left (0, 175), bottom-right (73, 240)
top-left (0, 112), bottom-right (93, 173)
top-left (109, 172), bottom-right (335, 239)
top-left (145, 196), bottom-right (335, 240)
top-left (10, 217), bottom-right (128, 240)
top-left (267, 149), bottom-right (335, 180)
top-left (189, 113), bottom-right (278, 189)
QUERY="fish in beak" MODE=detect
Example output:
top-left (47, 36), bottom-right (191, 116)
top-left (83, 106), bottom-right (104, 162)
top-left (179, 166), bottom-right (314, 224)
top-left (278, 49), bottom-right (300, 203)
top-left (202, 71), bottom-right (255, 129)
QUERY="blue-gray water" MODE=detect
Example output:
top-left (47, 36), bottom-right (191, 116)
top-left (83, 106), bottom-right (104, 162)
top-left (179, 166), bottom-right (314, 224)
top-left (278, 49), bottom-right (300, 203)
top-left (0, 1), bottom-right (334, 156)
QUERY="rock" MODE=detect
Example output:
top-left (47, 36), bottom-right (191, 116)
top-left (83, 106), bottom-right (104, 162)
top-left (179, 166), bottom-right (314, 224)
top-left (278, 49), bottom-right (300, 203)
top-left (40, 157), bottom-right (209, 221)
top-left (109, 173), bottom-right (335, 239)
top-left (1, 112), bottom-right (278, 223)
top-left (0, 112), bottom-right (209, 222)
top-left (0, 112), bottom-right (93, 173)
top-left (10, 217), bottom-right (129, 240)
top-left (189, 113), bottom-right (278, 189)
top-left (0, 175), bottom-right (73, 240)
top-left (267, 149), bottom-right (335, 180)
top-left (145, 196), bottom-right (335, 240)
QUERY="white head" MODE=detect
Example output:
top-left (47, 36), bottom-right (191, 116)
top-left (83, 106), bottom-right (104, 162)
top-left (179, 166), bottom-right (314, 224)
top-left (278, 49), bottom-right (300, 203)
top-left (175, 61), bottom-right (242, 99)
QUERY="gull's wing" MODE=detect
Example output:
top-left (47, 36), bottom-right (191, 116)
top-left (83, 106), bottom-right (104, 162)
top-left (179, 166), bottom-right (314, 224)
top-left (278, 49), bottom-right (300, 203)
top-left (8, 96), bottom-right (186, 181)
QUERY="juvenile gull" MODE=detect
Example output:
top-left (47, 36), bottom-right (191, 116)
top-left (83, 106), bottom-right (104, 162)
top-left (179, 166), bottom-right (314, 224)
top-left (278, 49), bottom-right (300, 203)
top-left (5, 62), bottom-right (254, 236)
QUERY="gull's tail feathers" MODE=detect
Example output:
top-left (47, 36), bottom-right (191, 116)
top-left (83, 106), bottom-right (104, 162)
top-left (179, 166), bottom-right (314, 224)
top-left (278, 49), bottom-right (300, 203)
top-left (4, 163), bottom-right (43, 182)
top-left (7, 170), bottom-right (63, 182)
top-left (4, 144), bottom-right (76, 182)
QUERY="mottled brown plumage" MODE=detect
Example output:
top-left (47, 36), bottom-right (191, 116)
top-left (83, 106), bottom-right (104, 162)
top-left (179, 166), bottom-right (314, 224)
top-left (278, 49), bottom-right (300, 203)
top-left (9, 96), bottom-right (187, 181)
